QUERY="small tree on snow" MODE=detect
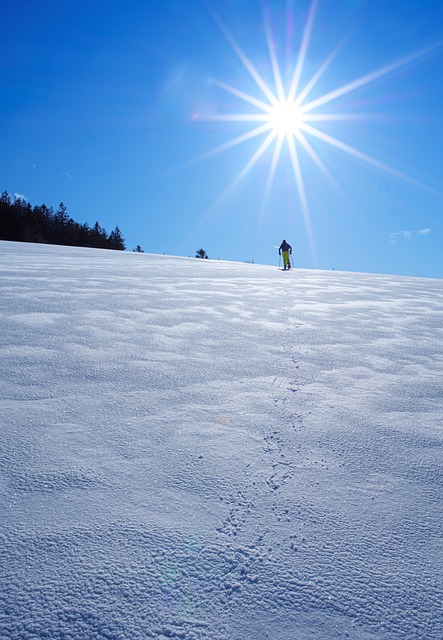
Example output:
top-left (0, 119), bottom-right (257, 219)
top-left (196, 248), bottom-right (209, 259)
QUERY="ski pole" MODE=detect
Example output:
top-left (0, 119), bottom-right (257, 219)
top-left (291, 254), bottom-right (295, 269)
top-left (278, 254), bottom-right (281, 269)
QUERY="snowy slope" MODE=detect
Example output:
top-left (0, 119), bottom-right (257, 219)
top-left (1, 241), bottom-right (442, 640)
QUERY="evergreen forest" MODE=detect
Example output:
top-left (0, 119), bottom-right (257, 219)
top-left (0, 192), bottom-right (126, 251)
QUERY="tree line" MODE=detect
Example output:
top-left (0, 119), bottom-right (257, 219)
top-left (0, 191), bottom-right (126, 250)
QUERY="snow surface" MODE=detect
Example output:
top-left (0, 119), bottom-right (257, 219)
top-left (0, 241), bottom-right (442, 640)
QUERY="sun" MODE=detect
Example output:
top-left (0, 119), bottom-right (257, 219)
top-left (194, 0), bottom-right (435, 235)
top-left (269, 100), bottom-right (303, 137)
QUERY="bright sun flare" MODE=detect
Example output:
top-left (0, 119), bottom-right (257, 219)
top-left (269, 100), bottom-right (303, 136)
top-left (195, 0), bottom-right (434, 237)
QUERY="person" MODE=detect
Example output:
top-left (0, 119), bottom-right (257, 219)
top-left (279, 240), bottom-right (292, 270)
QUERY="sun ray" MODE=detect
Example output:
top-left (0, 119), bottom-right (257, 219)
top-left (206, 128), bottom-right (279, 214)
top-left (187, 122), bottom-right (274, 166)
top-left (284, 0), bottom-right (294, 69)
top-left (222, 128), bottom-right (279, 194)
top-left (264, 14), bottom-right (286, 103)
top-left (299, 44), bottom-right (438, 114)
top-left (287, 135), bottom-right (309, 221)
top-left (300, 122), bottom-right (439, 194)
top-left (211, 78), bottom-right (274, 113)
top-left (288, 0), bottom-right (318, 103)
top-left (302, 113), bottom-right (377, 121)
top-left (294, 44), bottom-right (341, 107)
top-left (208, 8), bottom-right (279, 107)
top-left (181, 127), bottom-right (279, 247)
top-left (287, 134), bottom-right (317, 264)
top-left (206, 114), bottom-right (271, 122)
top-left (260, 133), bottom-right (286, 217)
top-left (294, 129), bottom-right (342, 193)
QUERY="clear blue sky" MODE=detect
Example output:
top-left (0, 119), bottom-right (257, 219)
top-left (1, 0), bottom-right (442, 277)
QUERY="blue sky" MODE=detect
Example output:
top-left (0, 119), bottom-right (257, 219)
top-left (1, 0), bottom-right (442, 277)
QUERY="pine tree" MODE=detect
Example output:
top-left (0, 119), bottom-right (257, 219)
top-left (90, 221), bottom-right (107, 248)
top-left (0, 192), bottom-right (19, 240)
top-left (108, 226), bottom-right (126, 251)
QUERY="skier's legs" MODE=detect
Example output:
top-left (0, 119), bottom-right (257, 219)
top-left (282, 251), bottom-right (289, 268)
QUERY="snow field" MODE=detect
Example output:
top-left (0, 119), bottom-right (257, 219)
top-left (0, 241), bottom-right (442, 639)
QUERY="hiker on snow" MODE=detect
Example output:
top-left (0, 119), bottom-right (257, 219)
top-left (279, 240), bottom-right (292, 270)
